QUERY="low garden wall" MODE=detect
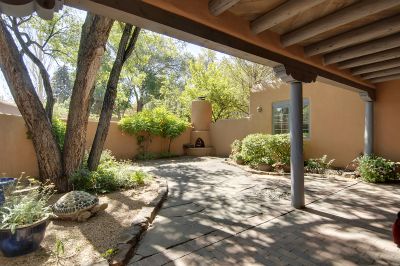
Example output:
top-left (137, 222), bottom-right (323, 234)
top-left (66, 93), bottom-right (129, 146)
top-left (0, 113), bottom-right (191, 178)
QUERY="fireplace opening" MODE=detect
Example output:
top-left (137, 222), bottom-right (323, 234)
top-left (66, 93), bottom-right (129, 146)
top-left (195, 138), bottom-right (205, 148)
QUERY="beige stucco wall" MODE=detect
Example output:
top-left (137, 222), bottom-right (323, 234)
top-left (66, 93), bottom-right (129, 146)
top-left (0, 114), bottom-right (191, 178)
top-left (375, 80), bottom-right (400, 162)
top-left (211, 81), bottom-right (365, 167)
top-left (0, 101), bottom-right (20, 115)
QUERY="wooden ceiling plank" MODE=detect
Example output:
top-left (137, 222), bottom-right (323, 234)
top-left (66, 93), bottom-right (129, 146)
top-left (370, 73), bottom-right (400, 83)
top-left (281, 0), bottom-right (400, 47)
top-left (362, 66), bottom-right (400, 79)
top-left (208, 0), bottom-right (241, 16)
top-left (351, 59), bottom-right (400, 75)
top-left (305, 15), bottom-right (400, 56)
top-left (324, 33), bottom-right (400, 65)
top-left (337, 47), bottom-right (400, 69)
top-left (250, 0), bottom-right (325, 34)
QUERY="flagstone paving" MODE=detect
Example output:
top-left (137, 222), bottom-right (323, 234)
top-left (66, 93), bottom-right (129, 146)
top-left (129, 157), bottom-right (400, 265)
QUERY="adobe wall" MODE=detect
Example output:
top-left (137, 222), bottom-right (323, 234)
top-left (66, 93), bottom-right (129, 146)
top-left (375, 80), bottom-right (400, 162)
top-left (0, 114), bottom-right (191, 178)
top-left (211, 81), bottom-right (365, 167)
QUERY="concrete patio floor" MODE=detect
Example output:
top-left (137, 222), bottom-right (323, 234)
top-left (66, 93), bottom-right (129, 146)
top-left (129, 157), bottom-right (400, 265)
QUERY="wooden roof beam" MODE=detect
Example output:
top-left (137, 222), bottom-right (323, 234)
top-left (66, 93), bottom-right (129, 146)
top-left (250, 0), bottom-right (325, 35)
top-left (362, 67), bottom-right (400, 79)
top-left (337, 47), bottom-right (400, 69)
top-left (305, 14), bottom-right (400, 56)
top-left (324, 33), bottom-right (400, 65)
top-left (281, 0), bottom-right (400, 47)
top-left (370, 74), bottom-right (400, 83)
top-left (208, 0), bottom-right (240, 16)
top-left (351, 59), bottom-right (400, 75)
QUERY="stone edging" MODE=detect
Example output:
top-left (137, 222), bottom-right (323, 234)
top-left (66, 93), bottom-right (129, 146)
top-left (96, 177), bottom-right (168, 266)
top-left (224, 159), bottom-right (358, 180)
top-left (224, 159), bottom-right (291, 176)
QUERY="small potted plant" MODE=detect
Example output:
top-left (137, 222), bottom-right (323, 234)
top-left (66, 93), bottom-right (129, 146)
top-left (0, 179), bottom-right (54, 257)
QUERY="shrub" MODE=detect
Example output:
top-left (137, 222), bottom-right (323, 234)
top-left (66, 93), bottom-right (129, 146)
top-left (51, 118), bottom-right (67, 150)
top-left (70, 150), bottom-right (152, 193)
top-left (305, 155), bottom-right (335, 174)
top-left (240, 134), bottom-right (271, 165)
top-left (266, 134), bottom-right (291, 165)
top-left (119, 107), bottom-right (190, 153)
top-left (239, 133), bottom-right (291, 167)
top-left (230, 139), bottom-right (242, 155)
top-left (357, 155), bottom-right (396, 183)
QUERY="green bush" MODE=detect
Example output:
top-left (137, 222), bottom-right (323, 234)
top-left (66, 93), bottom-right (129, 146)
top-left (240, 134), bottom-right (271, 165)
top-left (357, 155), bottom-right (396, 183)
top-left (51, 118), bottom-right (67, 150)
top-left (119, 107), bottom-right (190, 153)
top-left (305, 155), bottom-right (335, 174)
top-left (70, 150), bottom-right (151, 193)
top-left (238, 133), bottom-right (291, 167)
top-left (266, 134), bottom-right (291, 165)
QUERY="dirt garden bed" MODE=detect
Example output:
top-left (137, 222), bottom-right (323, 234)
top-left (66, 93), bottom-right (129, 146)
top-left (0, 178), bottom-right (167, 266)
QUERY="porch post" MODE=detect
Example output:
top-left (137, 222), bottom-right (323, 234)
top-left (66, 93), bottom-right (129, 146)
top-left (290, 81), bottom-right (304, 208)
top-left (273, 65), bottom-right (317, 209)
top-left (360, 92), bottom-right (374, 156)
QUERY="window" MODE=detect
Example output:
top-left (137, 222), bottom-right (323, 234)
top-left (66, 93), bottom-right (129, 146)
top-left (272, 99), bottom-right (310, 138)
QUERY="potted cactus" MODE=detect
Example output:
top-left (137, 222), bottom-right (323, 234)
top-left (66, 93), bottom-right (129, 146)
top-left (0, 180), bottom-right (54, 257)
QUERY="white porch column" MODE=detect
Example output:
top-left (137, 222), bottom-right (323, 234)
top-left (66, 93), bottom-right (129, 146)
top-left (273, 65), bottom-right (317, 209)
top-left (290, 81), bottom-right (305, 208)
top-left (360, 92), bottom-right (374, 156)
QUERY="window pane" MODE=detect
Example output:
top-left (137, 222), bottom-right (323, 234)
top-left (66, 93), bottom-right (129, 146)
top-left (272, 99), bottom-right (310, 138)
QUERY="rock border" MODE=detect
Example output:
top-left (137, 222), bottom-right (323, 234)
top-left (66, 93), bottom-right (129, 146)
top-left (225, 159), bottom-right (359, 180)
top-left (102, 177), bottom-right (168, 266)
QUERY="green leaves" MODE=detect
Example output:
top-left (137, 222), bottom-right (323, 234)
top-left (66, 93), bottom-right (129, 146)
top-left (118, 107), bottom-right (190, 140)
top-left (357, 155), bottom-right (396, 183)
top-left (232, 134), bottom-right (291, 167)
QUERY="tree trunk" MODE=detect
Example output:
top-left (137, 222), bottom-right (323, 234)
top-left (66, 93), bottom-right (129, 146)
top-left (10, 18), bottom-right (55, 121)
top-left (88, 25), bottom-right (141, 171)
top-left (137, 98), bottom-right (144, 112)
top-left (0, 19), bottom-right (67, 191)
top-left (63, 13), bottom-right (114, 177)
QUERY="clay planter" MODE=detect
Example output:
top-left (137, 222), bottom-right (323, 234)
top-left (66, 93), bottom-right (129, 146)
top-left (257, 163), bottom-right (272, 172)
top-left (0, 216), bottom-right (49, 257)
top-left (0, 177), bottom-right (16, 206)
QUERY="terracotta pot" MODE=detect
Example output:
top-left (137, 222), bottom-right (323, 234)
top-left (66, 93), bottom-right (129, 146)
top-left (0, 216), bottom-right (49, 257)
top-left (257, 163), bottom-right (272, 172)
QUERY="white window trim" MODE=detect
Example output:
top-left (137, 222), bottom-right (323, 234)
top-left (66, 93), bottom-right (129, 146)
top-left (272, 99), bottom-right (311, 140)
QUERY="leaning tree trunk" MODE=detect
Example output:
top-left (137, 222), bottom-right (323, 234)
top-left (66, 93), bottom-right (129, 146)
top-left (0, 19), bottom-right (66, 191)
top-left (63, 13), bottom-right (114, 177)
top-left (10, 18), bottom-right (55, 121)
top-left (88, 25), bottom-right (141, 171)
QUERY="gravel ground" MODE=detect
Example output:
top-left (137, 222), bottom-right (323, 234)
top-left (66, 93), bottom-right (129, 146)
top-left (0, 180), bottom-right (159, 266)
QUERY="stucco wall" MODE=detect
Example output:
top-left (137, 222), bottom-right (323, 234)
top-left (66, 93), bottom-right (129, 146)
top-left (0, 114), bottom-right (191, 178)
top-left (211, 81), bottom-right (365, 167)
top-left (375, 80), bottom-right (400, 162)
top-left (0, 101), bottom-right (20, 115)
